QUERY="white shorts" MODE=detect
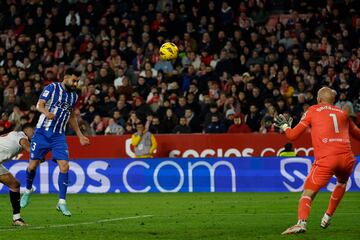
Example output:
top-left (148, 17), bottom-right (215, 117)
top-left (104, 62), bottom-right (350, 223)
top-left (0, 164), bottom-right (9, 175)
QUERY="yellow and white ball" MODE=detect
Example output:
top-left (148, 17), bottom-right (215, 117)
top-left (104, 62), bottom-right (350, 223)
top-left (159, 42), bottom-right (178, 61)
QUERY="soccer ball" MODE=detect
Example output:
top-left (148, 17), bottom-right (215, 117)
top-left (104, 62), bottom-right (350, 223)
top-left (159, 42), bottom-right (178, 61)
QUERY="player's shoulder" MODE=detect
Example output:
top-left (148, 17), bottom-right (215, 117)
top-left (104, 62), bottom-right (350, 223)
top-left (303, 105), bottom-right (317, 115)
top-left (46, 82), bottom-right (58, 88)
top-left (8, 131), bottom-right (27, 141)
top-left (14, 131), bottom-right (27, 138)
top-left (307, 105), bottom-right (317, 112)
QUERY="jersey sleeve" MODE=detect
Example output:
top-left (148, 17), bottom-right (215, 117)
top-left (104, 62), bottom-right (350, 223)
top-left (349, 120), bottom-right (360, 141)
top-left (298, 108), bottom-right (312, 127)
top-left (285, 122), bottom-right (308, 140)
top-left (13, 131), bottom-right (27, 145)
top-left (284, 109), bottom-right (312, 140)
top-left (39, 83), bottom-right (55, 102)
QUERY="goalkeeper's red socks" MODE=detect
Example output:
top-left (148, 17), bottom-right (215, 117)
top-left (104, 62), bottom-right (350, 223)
top-left (298, 196), bottom-right (312, 221)
top-left (326, 184), bottom-right (346, 216)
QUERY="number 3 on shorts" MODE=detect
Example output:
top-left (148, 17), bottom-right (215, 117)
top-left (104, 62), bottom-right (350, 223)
top-left (31, 142), bottom-right (37, 151)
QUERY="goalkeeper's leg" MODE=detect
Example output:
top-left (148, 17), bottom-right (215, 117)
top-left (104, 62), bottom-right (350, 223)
top-left (322, 179), bottom-right (348, 229)
top-left (282, 165), bottom-right (332, 235)
top-left (282, 189), bottom-right (317, 235)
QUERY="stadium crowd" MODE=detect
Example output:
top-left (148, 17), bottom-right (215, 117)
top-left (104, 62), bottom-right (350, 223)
top-left (0, 0), bottom-right (359, 135)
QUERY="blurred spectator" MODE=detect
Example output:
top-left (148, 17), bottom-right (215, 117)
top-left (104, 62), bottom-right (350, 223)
top-left (227, 113), bottom-right (251, 133)
top-left (335, 92), bottom-right (355, 117)
top-left (105, 118), bottom-right (125, 135)
top-left (148, 115), bottom-right (161, 134)
top-left (160, 108), bottom-right (177, 133)
top-left (245, 105), bottom-right (262, 132)
top-left (0, 112), bottom-right (12, 134)
top-left (279, 143), bottom-right (297, 157)
top-left (90, 115), bottom-right (105, 135)
top-left (9, 105), bottom-right (23, 130)
top-left (204, 115), bottom-right (226, 133)
top-left (131, 122), bottom-right (157, 158)
top-left (173, 117), bottom-right (192, 134)
top-left (20, 86), bottom-right (38, 111)
top-left (184, 108), bottom-right (201, 133)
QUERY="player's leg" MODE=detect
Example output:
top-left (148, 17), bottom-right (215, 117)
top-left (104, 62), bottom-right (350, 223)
top-left (321, 156), bottom-right (355, 229)
top-left (321, 181), bottom-right (346, 229)
top-left (281, 189), bottom-right (317, 235)
top-left (20, 159), bottom-right (41, 208)
top-left (25, 160), bottom-right (40, 191)
top-left (282, 164), bottom-right (333, 235)
top-left (56, 160), bottom-right (71, 216)
top-left (298, 189), bottom-right (317, 223)
top-left (0, 168), bottom-right (27, 226)
top-left (21, 131), bottom-right (49, 208)
top-left (53, 134), bottom-right (71, 216)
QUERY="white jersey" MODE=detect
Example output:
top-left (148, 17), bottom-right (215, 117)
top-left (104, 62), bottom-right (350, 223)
top-left (0, 131), bottom-right (27, 163)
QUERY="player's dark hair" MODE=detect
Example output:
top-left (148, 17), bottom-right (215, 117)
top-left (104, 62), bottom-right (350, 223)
top-left (65, 68), bottom-right (81, 77)
top-left (22, 123), bottom-right (34, 131)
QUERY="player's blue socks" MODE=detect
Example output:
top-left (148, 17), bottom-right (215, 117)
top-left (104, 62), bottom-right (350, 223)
top-left (26, 169), bottom-right (36, 190)
top-left (58, 172), bottom-right (68, 200)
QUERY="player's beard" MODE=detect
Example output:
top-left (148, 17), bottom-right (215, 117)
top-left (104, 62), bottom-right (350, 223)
top-left (64, 83), bottom-right (76, 92)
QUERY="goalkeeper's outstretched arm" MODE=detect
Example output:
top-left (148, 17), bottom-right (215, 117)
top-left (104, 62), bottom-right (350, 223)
top-left (275, 114), bottom-right (308, 141)
top-left (284, 123), bottom-right (308, 141)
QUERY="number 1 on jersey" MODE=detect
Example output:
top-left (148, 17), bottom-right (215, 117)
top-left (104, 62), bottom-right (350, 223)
top-left (329, 113), bottom-right (339, 133)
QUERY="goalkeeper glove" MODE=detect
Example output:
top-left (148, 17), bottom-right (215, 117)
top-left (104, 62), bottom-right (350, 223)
top-left (274, 114), bottom-right (293, 131)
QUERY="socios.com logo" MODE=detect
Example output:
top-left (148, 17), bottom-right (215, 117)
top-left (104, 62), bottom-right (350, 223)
top-left (280, 158), bottom-right (360, 192)
top-left (280, 158), bottom-right (312, 192)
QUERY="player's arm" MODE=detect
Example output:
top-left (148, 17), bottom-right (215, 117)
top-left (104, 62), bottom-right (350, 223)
top-left (19, 138), bottom-right (30, 152)
top-left (284, 123), bottom-right (308, 141)
top-left (37, 83), bottom-right (56, 119)
top-left (349, 120), bottom-right (360, 141)
top-left (36, 99), bottom-right (55, 119)
top-left (131, 134), bottom-right (141, 146)
top-left (69, 110), bottom-right (90, 146)
top-left (149, 134), bottom-right (157, 154)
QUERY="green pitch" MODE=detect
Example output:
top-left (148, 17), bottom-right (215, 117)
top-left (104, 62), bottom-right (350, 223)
top-left (0, 193), bottom-right (359, 240)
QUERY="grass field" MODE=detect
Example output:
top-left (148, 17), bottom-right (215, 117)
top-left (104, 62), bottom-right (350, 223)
top-left (0, 192), bottom-right (359, 240)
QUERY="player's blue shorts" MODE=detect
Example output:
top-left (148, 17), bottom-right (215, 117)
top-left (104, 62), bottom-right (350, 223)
top-left (30, 128), bottom-right (69, 161)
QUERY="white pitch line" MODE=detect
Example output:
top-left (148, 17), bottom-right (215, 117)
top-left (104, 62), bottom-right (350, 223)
top-left (155, 212), bottom-right (360, 217)
top-left (0, 215), bottom-right (153, 232)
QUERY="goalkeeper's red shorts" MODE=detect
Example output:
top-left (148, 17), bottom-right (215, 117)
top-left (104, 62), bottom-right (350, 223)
top-left (304, 153), bottom-right (355, 192)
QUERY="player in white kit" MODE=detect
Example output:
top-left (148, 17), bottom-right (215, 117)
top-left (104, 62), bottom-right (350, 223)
top-left (0, 124), bottom-right (34, 226)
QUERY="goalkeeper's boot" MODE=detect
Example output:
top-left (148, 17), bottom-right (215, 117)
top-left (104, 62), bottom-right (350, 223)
top-left (321, 213), bottom-right (332, 229)
top-left (57, 202), bottom-right (72, 217)
top-left (281, 220), bottom-right (307, 235)
top-left (12, 218), bottom-right (28, 227)
top-left (20, 188), bottom-right (33, 208)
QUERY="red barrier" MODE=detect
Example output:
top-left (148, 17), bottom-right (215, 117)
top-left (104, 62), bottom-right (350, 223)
top-left (18, 133), bottom-right (360, 159)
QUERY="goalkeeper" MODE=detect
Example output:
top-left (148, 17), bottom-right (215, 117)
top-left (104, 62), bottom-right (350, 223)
top-left (275, 87), bottom-right (360, 235)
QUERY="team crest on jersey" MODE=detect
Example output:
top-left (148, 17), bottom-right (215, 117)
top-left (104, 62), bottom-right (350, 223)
top-left (42, 90), bottom-right (50, 97)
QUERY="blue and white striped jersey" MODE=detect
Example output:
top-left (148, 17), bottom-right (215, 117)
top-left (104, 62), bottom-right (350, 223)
top-left (36, 82), bottom-right (78, 134)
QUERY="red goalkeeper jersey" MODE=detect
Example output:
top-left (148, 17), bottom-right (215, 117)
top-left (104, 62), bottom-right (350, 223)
top-left (285, 103), bottom-right (360, 159)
